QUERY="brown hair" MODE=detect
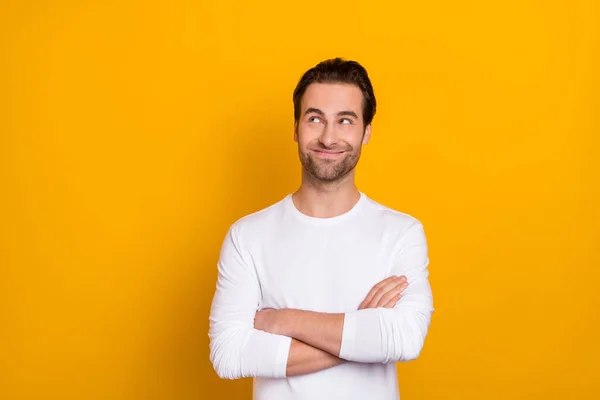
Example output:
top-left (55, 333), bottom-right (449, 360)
top-left (292, 58), bottom-right (377, 126)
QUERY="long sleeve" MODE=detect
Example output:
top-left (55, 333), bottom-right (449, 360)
top-left (208, 224), bottom-right (292, 379)
top-left (339, 220), bottom-right (434, 363)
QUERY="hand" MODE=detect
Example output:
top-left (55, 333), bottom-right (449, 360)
top-left (254, 308), bottom-right (286, 335)
top-left (358, 275), bottom-right (409, 310)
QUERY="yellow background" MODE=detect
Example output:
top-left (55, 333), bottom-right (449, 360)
top-left (1, 1), bottom-right (599, 399)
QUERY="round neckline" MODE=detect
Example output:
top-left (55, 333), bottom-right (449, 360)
top-left (285, 192), bottom-right (367, 226)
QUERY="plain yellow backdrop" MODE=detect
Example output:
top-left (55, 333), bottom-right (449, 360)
top-left (1, 1), bottom-right (599, 399)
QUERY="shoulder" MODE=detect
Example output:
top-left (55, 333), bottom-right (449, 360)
top-left (361, 194), bottom-right (428, 253)
top-left (228, 196), bottom-right (287, 240)
top-left (362, 194), bottom-right (424, 231)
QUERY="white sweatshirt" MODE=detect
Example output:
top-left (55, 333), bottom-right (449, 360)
top-left (208, 192), bottom-right (434, 400)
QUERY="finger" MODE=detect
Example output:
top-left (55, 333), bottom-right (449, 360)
top-left (359, 276), bottom-right (399, 309)
top-left (372, 275), bottom-right (398, 289)
top-left (361, 275), bottom-right (407, 309)
top-left (371, 277), bottom-right (407, 307)
top-left (365, 277), bottom-right (404, 308)
top-left (383, 293), bottom-right (402, 308)
top-left (376, 281), bottom-right (408, 307)
top-left (376, 279), bottom-right (409, 307)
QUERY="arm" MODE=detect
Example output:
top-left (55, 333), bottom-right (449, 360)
top-left (285, 339), bottom-right (345, 377)
top-left (208, 225), bottom-right (292, 379)
top-left (257, 221), bottom-right (433, 364)
top-left (256, 276), bottom-right (410, 375)
top-left (341, 221), bottom-right (433, 363)
top-left (211, 225), bottom-right (410, 379)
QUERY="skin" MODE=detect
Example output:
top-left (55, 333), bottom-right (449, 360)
top-left (253, 82), bottom-right (411, 377)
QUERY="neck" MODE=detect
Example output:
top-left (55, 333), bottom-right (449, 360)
top-left (292, 171), bottom-right (361, 218)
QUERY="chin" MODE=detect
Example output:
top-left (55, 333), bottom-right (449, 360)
top-left (313, 167), bottom-right (352, 182)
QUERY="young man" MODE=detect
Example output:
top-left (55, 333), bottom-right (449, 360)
top-left (209, 58), bottom-right (434, 399)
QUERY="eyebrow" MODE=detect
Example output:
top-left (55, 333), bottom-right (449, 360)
top-left (304, 107), bottom-right (325, 116)
top-left (304, 108), bottom-right (359, 119)
top-left (337, 110), bottom-right (359, 119)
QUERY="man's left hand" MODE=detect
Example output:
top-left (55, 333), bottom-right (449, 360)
top-left (254, 308), bottom-right (288, 335)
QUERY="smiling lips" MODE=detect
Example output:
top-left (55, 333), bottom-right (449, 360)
top-left (312, 149), bottom-right (345, 158)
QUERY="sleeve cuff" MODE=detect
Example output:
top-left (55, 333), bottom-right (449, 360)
top-left (339, 311), bottom-right (357, 361)
top-left (274, 334), bottom-right (292, 378)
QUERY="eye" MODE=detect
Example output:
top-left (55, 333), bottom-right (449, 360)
top-left (340, 118), bottom-right (352, 125)
top-left (308, 116), bottom-right (322, 123)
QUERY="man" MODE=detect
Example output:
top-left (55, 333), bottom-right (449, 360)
top-left (208, 58), bottom-right (434, 399)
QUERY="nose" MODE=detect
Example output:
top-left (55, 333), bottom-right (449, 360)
top-left (318, 121), bottom-right (339, 148)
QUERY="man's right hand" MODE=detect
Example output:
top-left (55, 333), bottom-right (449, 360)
top-left (358, 275), bottom-right (408, 310)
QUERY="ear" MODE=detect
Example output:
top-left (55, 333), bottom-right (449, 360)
top-left (294, 120), bottom-right (299, 142)
top-left (362, 123), bottom-right (372, 144)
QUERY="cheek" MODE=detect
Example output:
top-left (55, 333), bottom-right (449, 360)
top-left (340, 126), bottom-right (365, 146)
top-left (297, 123), bottom-right (321, 143)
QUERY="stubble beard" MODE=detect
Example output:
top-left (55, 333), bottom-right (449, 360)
top-left (299, 148), bottom-right (361, 183)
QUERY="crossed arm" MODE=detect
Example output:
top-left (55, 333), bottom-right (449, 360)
top-left (208, 221), bottom-right (434, 379)
top-left (254, 276), bottom-right (408, 376)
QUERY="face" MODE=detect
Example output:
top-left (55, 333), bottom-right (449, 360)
top-left (295, 83), bottom-right (371, 183)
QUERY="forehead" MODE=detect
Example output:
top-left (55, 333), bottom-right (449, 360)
top-left (301, 83), bottom-right (363, 116)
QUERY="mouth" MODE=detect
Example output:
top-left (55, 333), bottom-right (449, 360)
top-left (312, 149), bottom-right (345, 158)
